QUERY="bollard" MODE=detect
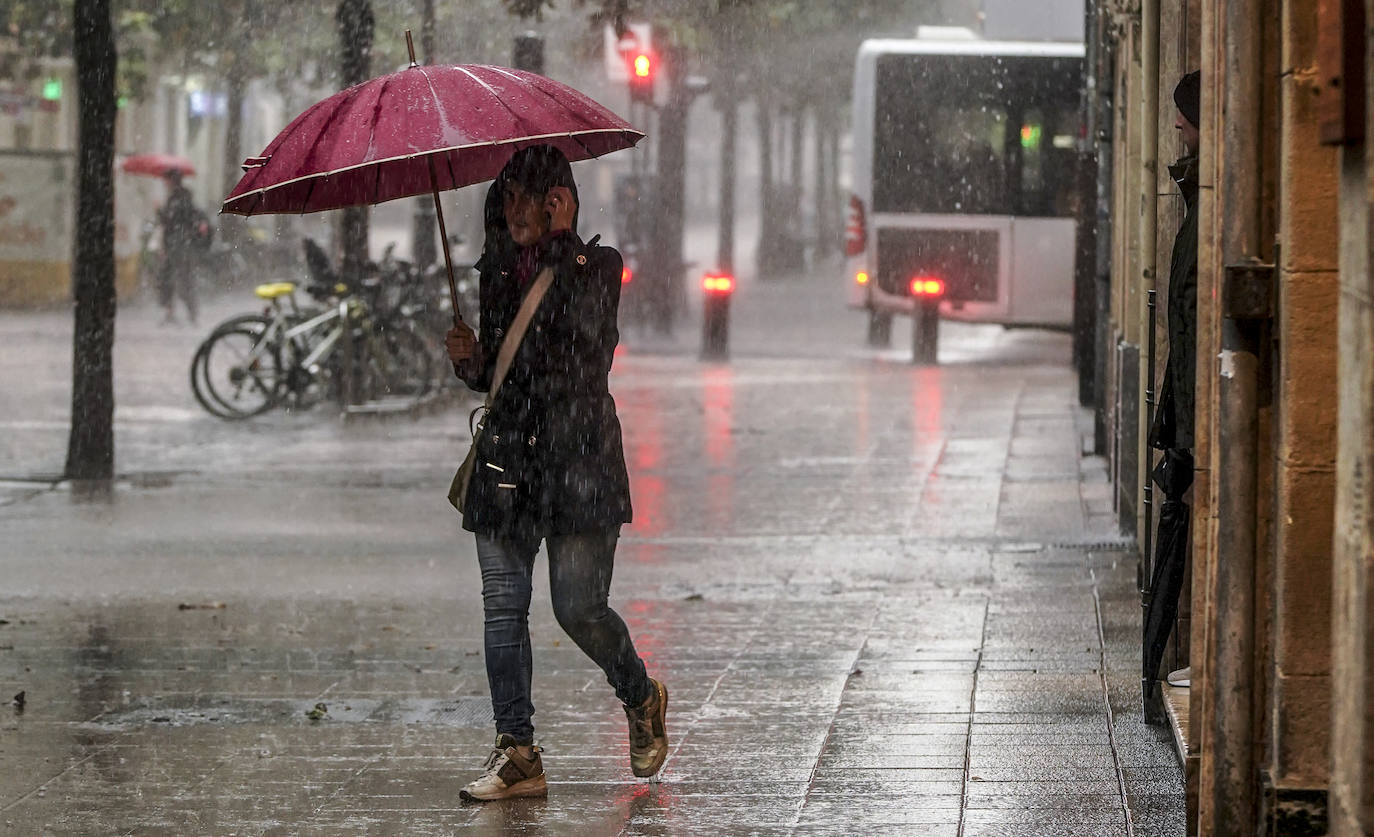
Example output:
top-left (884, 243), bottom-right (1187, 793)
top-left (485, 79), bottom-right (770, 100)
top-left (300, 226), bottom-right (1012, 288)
top-left (909, 276), bottom-right (944, 365)
top-left (700, 272), bottom-right (734, 360)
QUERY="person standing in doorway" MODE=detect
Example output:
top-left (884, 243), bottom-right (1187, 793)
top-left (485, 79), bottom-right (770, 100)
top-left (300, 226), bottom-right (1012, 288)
top-left (155, 169), bottom-right (200, 325)
top-left (1148, 70), bottom-right (1201, 690)
top-left (443, 145), bottom-right (668, 802)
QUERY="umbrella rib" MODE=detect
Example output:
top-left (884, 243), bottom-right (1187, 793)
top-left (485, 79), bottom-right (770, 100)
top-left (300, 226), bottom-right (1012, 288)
top-left (488, 66), bottom-right (609, 131)
top-left (483, 67), bottom-right (605, 158)
top-left (454, 66), bottom-right (541, 140)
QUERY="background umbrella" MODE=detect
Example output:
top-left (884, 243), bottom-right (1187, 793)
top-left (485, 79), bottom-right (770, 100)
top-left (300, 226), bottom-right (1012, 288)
top-left (121, 153), bottom-right (195, 178)
top-left (222, 32), bottom-right (644, 322)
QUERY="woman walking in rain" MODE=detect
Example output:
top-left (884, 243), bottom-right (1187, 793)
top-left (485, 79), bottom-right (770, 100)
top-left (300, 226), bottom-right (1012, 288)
top-left (444, 145), bottom-right (668, 802)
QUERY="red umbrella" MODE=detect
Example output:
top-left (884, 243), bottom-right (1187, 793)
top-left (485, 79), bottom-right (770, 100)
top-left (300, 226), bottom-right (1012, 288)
top-left (222, 33), bottom-right (644, 321)
top-left (121, 153), bottom-right (195, 178)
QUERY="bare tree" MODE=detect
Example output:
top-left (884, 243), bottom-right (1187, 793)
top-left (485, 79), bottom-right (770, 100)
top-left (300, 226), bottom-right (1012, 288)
top-left (65, 0), bottom-right (118, 485)
top-left (336, 0), bottom-right (374, 282)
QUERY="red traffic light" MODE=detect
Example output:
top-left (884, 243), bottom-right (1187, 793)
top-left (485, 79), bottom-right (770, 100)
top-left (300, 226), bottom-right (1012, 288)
top-left (910, 277), bottom-right (945, 297)
top-left (626, 48), bottom-right (655, 104)
top-left (621, 265), bottom-right (633, 284)
top-left (703, 273), bottom-right (735, 294)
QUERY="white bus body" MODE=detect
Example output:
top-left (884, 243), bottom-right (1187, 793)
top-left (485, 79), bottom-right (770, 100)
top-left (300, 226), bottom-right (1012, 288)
top-left (846, 37), bottom-right (1085, 331)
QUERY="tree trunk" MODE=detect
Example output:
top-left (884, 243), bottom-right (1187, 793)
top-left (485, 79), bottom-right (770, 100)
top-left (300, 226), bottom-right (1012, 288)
top-left (220, 50), bottom-right (250, 248)
top-left (336, 0), bottom-right (374, 282)
top-left (649, 42), bottom-right (691, 334)
top-left (814, 109), bottom-right (834, 259)
top-left (756, 100), bottom-right (775, 278)
top-left (717, 91), bottom-right (737, 274)
top-left (65, 0), bottom-right (118, 485)
top-left (410, 0), bottom-right (438, 269)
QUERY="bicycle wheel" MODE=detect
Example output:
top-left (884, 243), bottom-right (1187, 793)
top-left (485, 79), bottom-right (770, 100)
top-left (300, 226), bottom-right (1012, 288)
top-left (190, 314), bottom-right (273, 418)
top-left (192, 326), bottom-right (285, 419)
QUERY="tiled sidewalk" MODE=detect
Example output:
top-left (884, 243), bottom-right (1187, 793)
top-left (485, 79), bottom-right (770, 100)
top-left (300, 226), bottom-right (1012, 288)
top-left (1, 274), bottom-right (1181, 834)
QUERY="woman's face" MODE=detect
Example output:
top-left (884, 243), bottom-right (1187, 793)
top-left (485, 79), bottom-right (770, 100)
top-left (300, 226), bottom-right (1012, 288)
top-left (502, 180), bottom-right (549, 247)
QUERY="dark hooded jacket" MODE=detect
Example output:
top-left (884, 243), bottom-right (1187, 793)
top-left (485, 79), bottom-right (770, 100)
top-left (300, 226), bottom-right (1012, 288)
top-left (456, 154), bottom-right (632, 539)
top-left (1150, 155), bottom-right (1199, 451)
top-left (159, 178), bottom-right (199, 253)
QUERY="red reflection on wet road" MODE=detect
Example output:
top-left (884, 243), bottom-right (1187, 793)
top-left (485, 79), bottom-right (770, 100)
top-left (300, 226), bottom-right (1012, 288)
top-left (913, 366), bottom-right (944, 446)
top-left (623, 388), bottom-right (667, 538)
top-left (703, 367), bottom-right (735, 529)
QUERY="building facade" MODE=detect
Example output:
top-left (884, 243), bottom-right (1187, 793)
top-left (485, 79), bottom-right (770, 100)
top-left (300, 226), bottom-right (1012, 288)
top-left (1089, 0), bottom-right (1373, 832)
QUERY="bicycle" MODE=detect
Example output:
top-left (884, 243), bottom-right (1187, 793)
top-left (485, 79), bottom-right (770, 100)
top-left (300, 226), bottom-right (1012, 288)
top-left (190, 280), bottom-right (435, 420)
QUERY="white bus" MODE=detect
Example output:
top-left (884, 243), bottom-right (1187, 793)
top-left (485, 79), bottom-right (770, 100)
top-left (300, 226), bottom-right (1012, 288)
top-left (845, 31), bottom-right (1085, 362)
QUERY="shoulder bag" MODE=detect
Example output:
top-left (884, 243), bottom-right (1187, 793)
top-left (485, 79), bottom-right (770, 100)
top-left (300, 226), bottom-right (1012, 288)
top-left (447, 267), bottom-right (555, 513)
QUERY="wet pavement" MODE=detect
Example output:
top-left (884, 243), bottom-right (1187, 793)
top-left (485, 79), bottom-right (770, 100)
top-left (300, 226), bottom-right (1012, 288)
top-left (0, 265), bottom-right (1183, 834)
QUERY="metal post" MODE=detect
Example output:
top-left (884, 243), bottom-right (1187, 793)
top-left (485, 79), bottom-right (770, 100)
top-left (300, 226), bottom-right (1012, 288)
top-left (1139, 0), bottom-right (1160, 593)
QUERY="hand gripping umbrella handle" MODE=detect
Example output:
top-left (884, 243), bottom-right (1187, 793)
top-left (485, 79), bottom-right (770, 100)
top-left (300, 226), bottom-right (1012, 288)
top-left (426, 155), bottom-right (464, 325)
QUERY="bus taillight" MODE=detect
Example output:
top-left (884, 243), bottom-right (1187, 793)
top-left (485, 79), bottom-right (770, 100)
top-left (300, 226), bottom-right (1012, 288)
top-left (845, 195), bottom-right (867, 256)
top-left (910, 277), bottom-right (945, 297)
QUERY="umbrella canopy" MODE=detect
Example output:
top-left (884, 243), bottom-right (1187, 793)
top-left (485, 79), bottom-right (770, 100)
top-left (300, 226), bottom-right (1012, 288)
top-left (222, 62), bottom-right (643, 217)
top-left (122, 153), bottom-right (195, 178)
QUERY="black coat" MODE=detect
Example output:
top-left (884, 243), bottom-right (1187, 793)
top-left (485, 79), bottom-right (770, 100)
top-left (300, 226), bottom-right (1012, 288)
top-left (158, 184), bottom-right (198, 252)
top-left (1151, 155), bottom-right (1199, 452)
top-left (457, 232), bottom-right (633, 539)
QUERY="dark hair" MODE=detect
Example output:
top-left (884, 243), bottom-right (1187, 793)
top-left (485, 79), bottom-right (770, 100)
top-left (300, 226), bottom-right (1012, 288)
top-left (480, 178), bottom-right (515, 266)
top-left (496, 144), bottom-right (579, 233)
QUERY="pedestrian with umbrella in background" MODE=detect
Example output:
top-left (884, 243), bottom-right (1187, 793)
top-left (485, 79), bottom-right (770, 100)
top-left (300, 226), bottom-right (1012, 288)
top-left (220, 33), bottom-right (664, 802)
top-left (120, 153), bottom-right (202, 323)
top-left (154, 168), bottom-right (202, 325)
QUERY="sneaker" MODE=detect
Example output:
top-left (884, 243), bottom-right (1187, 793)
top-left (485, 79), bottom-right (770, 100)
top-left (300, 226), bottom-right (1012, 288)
top-left (1166, 666), bottom-right (1192, 688)
top-left (624, 678), bottom-right (669, 778)
top-left (459, 734), bottom-right (547, 802)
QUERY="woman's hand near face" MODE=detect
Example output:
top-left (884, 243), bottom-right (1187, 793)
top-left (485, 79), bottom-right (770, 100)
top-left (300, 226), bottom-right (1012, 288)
top-left (545, 186), bottom-right (576, 233)
top-left (445, 321), bottom-right (477, 365)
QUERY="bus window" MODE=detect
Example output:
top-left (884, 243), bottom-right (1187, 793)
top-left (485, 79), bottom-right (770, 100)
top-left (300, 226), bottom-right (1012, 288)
top-left (872, 54), bottom-right (1082, 218)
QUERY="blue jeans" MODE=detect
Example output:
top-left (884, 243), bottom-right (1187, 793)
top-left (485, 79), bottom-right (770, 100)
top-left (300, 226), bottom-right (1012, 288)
top-left (475, 530), bottom-right (651, 743)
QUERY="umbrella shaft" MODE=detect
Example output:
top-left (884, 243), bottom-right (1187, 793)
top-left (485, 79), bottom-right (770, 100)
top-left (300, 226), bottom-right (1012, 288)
top-left (426, 157), bottom-right (463, 325)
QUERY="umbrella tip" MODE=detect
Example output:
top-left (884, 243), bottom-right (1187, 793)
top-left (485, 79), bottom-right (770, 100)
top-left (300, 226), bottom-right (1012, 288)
top-left (405, 30), bottom-right (418, 67)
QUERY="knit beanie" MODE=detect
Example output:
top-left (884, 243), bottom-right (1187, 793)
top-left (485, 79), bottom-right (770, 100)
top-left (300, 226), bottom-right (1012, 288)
top-left (1174, 70), bottom-right (1201, 129)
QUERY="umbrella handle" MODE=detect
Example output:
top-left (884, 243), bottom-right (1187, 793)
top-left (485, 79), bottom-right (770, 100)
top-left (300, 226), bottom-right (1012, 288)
top-left (426, 156), bottom-right (464, 326)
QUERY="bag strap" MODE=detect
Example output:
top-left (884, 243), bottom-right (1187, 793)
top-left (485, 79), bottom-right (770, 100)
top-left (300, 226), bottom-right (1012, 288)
top-left (486, 266), bottom-right (555, 407)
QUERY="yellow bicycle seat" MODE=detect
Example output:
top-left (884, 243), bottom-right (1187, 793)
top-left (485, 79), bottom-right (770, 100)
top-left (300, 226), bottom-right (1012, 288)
top-left (254, 282), bottom-right (297, 299)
